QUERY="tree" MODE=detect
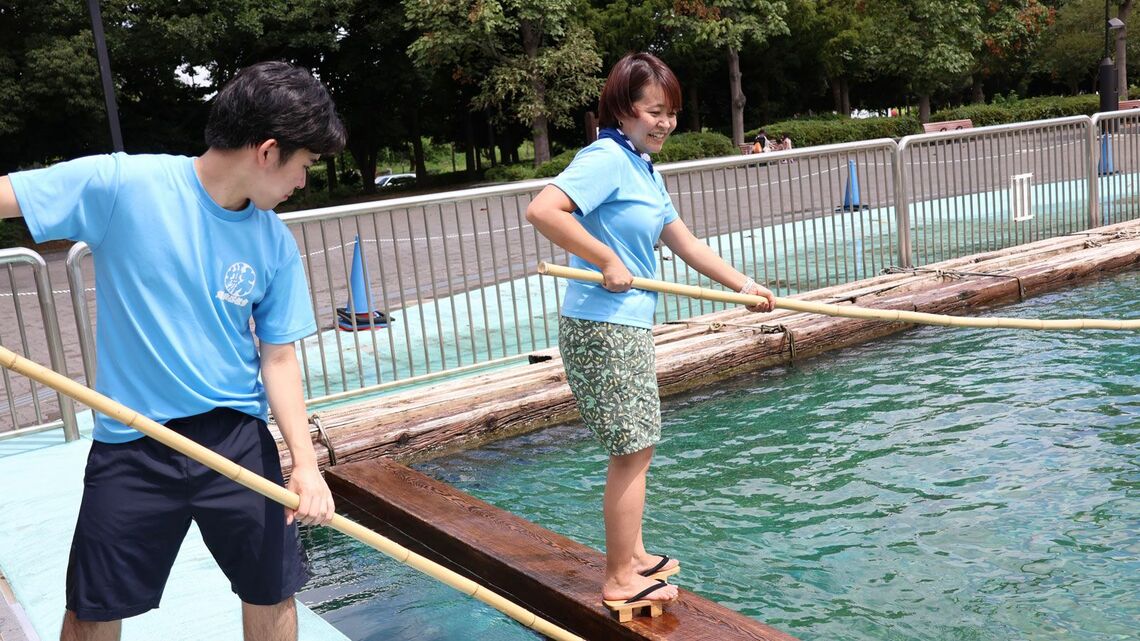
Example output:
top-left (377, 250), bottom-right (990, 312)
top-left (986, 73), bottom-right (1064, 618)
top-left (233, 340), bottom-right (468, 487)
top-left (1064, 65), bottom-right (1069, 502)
top-left (1034, 0), bottom-right (1106, 94)
top-left (816, 0), bottom-right (873, 116)
top-left (861, 0), bottom-right (982, 122)
top-left (970, 0), bottom-right (1053, 103)
top-left (668, 0), bottom-right (789, 146)
top-left (0, 1), bottom-right (108, 171)
top-left (406, 0), bottom-right (603, 165)
top-left (1115, 1), bottom-right (1133, 98)
top-left (0, 0), bottom-right (354, 172)
top-left (321, 0), bottom-right (436, 191)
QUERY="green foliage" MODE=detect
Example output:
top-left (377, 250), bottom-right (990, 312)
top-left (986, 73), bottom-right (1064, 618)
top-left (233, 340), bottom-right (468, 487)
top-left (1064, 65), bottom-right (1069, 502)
top-left (484, 163), bottom-right (538, 182)
top-left (655, 131), bottom-right (736, 162)
top-left (747, 117), bottom-right (922, 146)
top-left (1031, 0), bottom-right (1102, 92)
top-left (528, 147), bottom-right (574, 176)
top-left (486, 132), bottom-right (738, 184)
top-left (534, 149), bottom-right (580, 178)
top-left (860, 0), bottom-right (982, 96)
top-left (927, 104), bottom-right (1012, 127)
top-left (931, 95), bottom-right (1100, 125)
top-left (0, 219), bottom-right (33, 249)
top-left (667, 1), bottom-right (790, 52)
top-left (406, 0), bottom-right (604, 162)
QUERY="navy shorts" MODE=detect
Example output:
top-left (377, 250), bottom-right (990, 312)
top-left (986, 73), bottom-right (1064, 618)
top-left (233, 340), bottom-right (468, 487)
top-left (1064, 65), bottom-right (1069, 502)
top-left (65, 408), bottom-right (310, 621)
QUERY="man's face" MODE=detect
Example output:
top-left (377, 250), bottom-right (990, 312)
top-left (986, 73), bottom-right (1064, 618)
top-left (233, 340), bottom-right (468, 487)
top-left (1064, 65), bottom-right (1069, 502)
top-left (256, 146), bottom-right (318, 210)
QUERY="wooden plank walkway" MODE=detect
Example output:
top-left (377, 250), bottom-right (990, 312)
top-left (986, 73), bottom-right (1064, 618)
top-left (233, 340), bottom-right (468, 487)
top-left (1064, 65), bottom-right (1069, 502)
top-left (277, 220), bottom-right (1140, 476)
top-left (327, 457), bottom-right (799, 641)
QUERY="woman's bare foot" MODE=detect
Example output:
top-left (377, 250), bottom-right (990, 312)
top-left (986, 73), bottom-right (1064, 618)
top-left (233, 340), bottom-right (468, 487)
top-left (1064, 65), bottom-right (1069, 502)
top-left (602, 574), bottom-right (678, 603)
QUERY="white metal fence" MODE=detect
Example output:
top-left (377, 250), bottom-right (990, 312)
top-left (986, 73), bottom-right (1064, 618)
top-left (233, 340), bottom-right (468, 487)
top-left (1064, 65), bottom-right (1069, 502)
top-left (4, 112), bottom-right (1140, 437)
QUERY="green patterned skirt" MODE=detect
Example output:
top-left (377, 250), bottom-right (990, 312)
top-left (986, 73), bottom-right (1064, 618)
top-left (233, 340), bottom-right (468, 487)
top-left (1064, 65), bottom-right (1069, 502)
top-left (559, 316), bottom-right (661, 456)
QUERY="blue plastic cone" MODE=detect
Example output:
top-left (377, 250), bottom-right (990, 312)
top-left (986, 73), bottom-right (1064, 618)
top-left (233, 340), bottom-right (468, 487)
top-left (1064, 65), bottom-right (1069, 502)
top-left (839, 159), bottom-right (864, 211)
top-left (1099, 133), bottom-right (1116, 176)
top-left (346, 236), bottom-right (371, 314)
top-left (337, 235), bottom-right (389, 331)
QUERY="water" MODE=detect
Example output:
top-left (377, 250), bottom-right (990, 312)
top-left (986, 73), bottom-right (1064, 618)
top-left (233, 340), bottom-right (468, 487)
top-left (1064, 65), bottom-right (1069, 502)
top-left (300, 270), bottom-right (1140, 641)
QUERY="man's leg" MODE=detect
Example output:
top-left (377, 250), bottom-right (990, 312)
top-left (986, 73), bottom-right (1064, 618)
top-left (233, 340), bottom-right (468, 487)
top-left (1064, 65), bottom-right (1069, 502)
top-left (192, 412), bottom-right (309, 640)
top-left (60, 611), bottom-right (120, 641)
top-left (242, 598), bottom-right (296, 641)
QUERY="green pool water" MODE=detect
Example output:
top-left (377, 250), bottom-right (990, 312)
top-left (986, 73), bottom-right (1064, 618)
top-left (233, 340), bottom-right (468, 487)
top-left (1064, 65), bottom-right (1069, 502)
top-left (300, 269), bottom-right (1140, 641)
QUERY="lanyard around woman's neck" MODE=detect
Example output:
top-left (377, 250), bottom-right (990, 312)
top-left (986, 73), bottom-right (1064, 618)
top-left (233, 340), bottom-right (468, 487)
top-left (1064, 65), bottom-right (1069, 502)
top-left (597, 127), bottom-right (653, 173)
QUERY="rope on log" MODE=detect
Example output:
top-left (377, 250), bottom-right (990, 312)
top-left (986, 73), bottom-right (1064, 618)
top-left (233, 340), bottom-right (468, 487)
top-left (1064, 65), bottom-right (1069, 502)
top-left (666, 320), bottom-right (798, 360)
top-left (881, 266), bottom-right (1026, 300)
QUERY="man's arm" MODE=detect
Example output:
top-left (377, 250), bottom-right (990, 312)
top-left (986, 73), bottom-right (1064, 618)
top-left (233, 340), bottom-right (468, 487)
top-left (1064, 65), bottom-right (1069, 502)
top-left (260, 340), bottom-right (335, 526)
top-left (0, 177), bottom-right (23, 219)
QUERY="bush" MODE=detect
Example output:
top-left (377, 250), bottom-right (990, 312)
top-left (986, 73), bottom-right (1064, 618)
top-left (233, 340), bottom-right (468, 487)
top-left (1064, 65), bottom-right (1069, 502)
top-left (1010, 95), bottom-right (1099, 120)
top-left (928, 104), bottom-right (1013, 127)
top-left (930, 95), bottom-right (1099, 127)
top-left (484, 163), bottom-right (536, 182)
top-left (735, 94), bottom-right (1098, 149)
top-left (528, 132), bottom-right (735, 179)
top-left (655, 131), bottom-right (736, 162)
top-left (0, 218), bottom-right (33, 249)
top-left (747, 116), bottom-right (921, 147)
top-left (534, 149), bottom-right (579, 178)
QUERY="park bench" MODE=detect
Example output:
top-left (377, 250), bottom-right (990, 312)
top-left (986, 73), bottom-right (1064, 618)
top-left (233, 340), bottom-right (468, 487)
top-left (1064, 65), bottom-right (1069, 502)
top-left (922, 119), bottom-right (974, 133)
top-left (1117, 99), bottom-right (1140, 109)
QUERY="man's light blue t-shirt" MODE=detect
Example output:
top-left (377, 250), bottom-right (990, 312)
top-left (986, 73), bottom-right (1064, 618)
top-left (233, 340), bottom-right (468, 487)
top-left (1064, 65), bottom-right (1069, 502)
top-left (552, 139), bottom-right (679, 329)
top-left (10, 153), bottom-right (317, 442)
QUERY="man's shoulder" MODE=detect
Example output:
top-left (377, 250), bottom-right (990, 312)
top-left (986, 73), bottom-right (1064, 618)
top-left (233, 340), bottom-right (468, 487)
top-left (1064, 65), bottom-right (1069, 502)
top-left (113, 152), bottom-right (188, 174)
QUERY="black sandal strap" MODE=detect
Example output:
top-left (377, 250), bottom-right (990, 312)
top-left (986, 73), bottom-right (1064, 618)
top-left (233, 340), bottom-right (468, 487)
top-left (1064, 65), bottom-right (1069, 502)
top-left (625, 580), bottom-right (669, 604)
top-left (639, 554), bottom-right (671, 577)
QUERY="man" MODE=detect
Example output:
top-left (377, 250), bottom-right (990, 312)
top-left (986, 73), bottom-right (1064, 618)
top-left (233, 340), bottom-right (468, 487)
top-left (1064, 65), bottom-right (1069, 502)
top-left (0, 61), bottom-right (344, 641)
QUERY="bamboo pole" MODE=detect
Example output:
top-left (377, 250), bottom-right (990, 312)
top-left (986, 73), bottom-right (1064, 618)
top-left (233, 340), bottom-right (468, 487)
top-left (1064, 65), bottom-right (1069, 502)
top-left (537, 262), bottom-right (1140, 331)
top-left (0, 344), bottom-right (585, 641)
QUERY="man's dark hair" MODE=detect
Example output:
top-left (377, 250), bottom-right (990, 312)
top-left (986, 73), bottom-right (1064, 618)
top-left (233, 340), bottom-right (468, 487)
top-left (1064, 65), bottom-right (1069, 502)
top-left (205, 61), bottom-right (346, 162)
top-left (597, 53), bottom-right (682, 129)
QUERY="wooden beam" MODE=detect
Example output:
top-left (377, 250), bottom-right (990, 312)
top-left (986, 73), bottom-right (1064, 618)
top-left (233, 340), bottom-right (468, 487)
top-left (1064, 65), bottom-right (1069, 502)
top-left (327, 457), bottom-right (799, 641)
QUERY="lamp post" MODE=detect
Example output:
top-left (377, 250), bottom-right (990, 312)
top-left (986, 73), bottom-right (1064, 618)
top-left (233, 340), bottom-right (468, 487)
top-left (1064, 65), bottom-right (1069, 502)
top-left (86, 0), bottom-right (123, 152)
top-left (1101, 0), bottom-right (1127, 113)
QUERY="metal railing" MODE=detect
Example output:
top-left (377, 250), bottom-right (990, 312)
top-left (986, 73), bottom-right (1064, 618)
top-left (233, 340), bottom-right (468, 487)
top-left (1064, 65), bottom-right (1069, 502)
top-left (656, 139), bottom-right (899, 320)
top-left (5, 111), bottom-right (1140, 434)
top-left (0, 248), bottom-right (78, 440)
top-left (898, 116), bottom-right (1094, 266)
top-left (1092, 109), bottom-right (1140, 226)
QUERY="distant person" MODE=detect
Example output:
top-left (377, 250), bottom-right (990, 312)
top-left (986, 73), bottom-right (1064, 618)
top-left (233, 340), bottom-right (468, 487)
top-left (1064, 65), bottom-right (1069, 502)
top-left (525, 52), bottom-right (776, 616)
top-left (0, 61), bottom-right (345, 641)
top-left (752, 130), bottom-right (769, 154)
top-left (780, 133), bottom-right (794, 150)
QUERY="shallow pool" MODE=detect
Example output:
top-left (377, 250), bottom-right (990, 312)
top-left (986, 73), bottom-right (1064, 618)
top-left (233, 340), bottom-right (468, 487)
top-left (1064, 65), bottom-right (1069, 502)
top-left (300, 269), bottom-right (1140, 641)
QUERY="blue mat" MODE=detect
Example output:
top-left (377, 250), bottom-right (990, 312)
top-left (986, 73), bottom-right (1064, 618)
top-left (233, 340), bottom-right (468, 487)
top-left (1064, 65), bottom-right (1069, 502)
top-left (0, 435), bottom-right (348, 641)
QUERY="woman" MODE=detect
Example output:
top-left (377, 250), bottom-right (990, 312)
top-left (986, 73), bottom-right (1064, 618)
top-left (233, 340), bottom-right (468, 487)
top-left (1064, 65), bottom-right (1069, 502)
top-left (526, 53), bottom-right (776, 613)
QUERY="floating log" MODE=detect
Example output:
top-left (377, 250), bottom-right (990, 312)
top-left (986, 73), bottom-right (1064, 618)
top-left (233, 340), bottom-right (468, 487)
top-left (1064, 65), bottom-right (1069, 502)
top-left (327, 457), bottom-right (799, 641)
top-left (277, 220), bottom-right (1140, 476)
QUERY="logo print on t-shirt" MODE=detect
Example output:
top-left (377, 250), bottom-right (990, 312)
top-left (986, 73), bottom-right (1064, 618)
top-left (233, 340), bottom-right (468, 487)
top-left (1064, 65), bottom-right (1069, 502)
top-left (217, 262), bottom-right (256, 307)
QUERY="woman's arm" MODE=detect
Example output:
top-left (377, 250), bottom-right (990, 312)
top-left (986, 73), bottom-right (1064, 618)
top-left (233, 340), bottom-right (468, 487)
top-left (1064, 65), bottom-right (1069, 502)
top-left (525, 184), bottom-right (634, 292)
top-left (659, 218), bottom-right (776, 312)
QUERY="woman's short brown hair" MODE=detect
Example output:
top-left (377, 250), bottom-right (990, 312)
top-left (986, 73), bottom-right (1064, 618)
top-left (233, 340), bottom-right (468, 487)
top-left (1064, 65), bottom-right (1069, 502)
top-left (597, 53), bottom-right (682, 129)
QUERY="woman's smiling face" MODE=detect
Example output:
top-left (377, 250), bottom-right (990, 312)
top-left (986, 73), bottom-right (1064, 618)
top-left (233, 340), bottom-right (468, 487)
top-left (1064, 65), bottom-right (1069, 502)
top-left (622, 83), bottom-right (677, 156)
